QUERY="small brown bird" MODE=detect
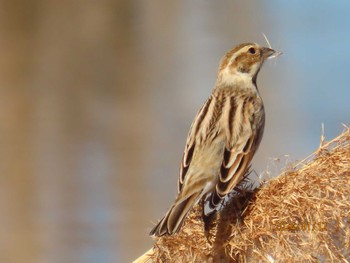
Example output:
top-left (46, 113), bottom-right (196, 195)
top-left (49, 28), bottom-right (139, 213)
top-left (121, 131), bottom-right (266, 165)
top-left (150, 43), bottom-right (281, 236)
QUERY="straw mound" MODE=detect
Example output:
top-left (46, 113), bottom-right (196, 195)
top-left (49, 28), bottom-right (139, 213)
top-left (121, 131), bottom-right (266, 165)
top-left (142, 128), bottom-right (350, 263)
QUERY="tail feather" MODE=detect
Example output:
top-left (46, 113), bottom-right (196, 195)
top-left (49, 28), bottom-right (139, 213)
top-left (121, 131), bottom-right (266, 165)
top-left (150, 193), bottom-right (199, 236)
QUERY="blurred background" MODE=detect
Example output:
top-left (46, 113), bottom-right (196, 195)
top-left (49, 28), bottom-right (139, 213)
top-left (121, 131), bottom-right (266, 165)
top-left (1, 1), bottom-right (350, 262)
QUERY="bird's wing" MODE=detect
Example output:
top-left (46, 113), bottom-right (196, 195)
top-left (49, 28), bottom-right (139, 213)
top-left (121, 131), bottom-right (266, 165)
top-left (178, 142), bottom-right (195, 192)
top-left (177, 96), bottom-right (213, 192)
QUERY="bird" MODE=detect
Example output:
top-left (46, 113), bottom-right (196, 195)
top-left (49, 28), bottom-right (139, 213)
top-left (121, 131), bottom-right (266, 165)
top-left (150, 43), bottom-right (281, 236)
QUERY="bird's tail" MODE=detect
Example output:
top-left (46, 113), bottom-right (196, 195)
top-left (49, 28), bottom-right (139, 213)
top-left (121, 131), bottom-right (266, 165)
top-left (149, 192), bottom-right (201, 236)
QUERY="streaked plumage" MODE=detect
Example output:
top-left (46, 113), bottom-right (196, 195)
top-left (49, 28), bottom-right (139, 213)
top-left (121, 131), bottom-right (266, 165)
top-left (150, 43), bottom-right (281, 236)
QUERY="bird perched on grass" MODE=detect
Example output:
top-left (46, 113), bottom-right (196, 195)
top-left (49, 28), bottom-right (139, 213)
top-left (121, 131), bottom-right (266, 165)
top-left (150, 43), bottom-right (281, 236)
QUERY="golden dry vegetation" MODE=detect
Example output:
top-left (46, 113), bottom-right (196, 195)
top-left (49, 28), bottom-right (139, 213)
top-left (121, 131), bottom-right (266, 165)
top-left (135, 127), bottom-right (350, 262)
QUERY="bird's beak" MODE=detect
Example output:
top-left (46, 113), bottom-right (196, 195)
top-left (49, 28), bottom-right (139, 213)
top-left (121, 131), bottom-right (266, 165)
top-left (262, 47), bottom-right (283, 59)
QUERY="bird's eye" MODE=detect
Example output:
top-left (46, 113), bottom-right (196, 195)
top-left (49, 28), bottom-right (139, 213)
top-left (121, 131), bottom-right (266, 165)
top-left (248, 47), bottom-right (256, 54)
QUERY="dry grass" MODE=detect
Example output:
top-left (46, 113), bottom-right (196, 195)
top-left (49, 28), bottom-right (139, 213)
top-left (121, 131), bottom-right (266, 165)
top-left (135, 127), bottom-right (350, 263)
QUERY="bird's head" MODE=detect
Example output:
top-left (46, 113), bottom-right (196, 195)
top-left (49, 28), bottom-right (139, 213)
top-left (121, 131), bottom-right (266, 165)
top-left (217, 43), bottom-right (281, 86)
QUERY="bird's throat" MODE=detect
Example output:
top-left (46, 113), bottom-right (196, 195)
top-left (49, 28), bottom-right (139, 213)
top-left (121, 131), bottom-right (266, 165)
top-left (217, 68), bottom-right (256, 91)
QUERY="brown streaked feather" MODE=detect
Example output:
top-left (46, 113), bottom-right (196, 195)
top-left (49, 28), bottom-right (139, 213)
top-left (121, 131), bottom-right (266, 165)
top-left (217, 138), bottom-right (255, 194)
top-left (220, 153), bottom-right (243, 182)
top-left (193, 96), bottom-right (213, 137)
top-left (178, 96), bottom-right (214, 192)
top-left (211, 148), bottom-right (255, 208)
top-left (216, 150), bottom-right (254, 196)
top-left (178, 143), bottom-right (195, 192)
top-left (149, 192), bottom-right (201, 236)
top-left (228, 96), bottom-right (237, 135)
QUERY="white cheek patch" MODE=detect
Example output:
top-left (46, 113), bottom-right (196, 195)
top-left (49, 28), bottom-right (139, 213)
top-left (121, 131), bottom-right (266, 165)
top-left (218, 67), bottom-right (255, 88)
top-left (249, 63), bottom-right (261, 74)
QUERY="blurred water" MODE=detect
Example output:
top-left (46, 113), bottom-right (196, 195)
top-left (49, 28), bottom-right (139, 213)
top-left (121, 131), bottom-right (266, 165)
top-left (0, 1), bottom-right (349, 262)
